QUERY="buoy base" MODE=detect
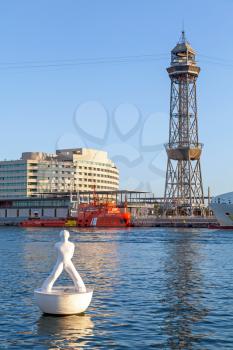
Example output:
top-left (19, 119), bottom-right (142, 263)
top-left (34, 286), bottom-right (93, 315)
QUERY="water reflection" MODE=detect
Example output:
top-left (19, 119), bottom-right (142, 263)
top-left (36, 314), bottom-right (94, 349)
top-left (164, 231), bottom-right (208, 349)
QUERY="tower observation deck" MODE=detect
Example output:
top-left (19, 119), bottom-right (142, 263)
top-left (164, 31), bottom-right (204, 215)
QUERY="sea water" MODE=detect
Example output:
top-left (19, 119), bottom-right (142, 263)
top-left (0, 227), bottom-right (233, 349)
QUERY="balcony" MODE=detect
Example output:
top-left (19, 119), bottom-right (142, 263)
top-left (165, 143), bottom-right (203, 161)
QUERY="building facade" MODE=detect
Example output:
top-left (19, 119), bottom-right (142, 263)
top-left (0, 148), bottom-right (119, 198)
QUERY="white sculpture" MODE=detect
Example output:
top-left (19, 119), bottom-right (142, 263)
top-left (34, 230), bottom-right (93, 315)
top-left (41, 230), bottom-right (86, 293)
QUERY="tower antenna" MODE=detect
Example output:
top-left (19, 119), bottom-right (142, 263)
top-left (179, 24), bottom-right (187, 43)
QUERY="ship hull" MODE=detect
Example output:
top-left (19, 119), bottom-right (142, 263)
top-left (209, 224), bottom-right (233, 230)
top-left (20, 208), bottom-right (131, 228)
top-left (20, 219), bottom-right (67, 227)
top-left (210, 192), bottom-right (233, 228)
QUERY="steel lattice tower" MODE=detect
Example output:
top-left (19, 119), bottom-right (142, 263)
top-left (164, 32), bottom-right (204, 215)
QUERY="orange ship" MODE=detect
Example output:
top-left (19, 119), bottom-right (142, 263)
top-left (74, 202), bottom-right (130, 227)
top-left (20, 193), bottom-right (131, 228)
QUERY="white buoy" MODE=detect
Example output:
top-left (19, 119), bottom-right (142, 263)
top-left (34, 230), bottom-right (93, 315)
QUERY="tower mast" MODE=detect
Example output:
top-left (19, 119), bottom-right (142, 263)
top-left (164, 32), bottom-right (204, 215)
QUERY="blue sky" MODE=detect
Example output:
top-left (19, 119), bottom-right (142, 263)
top-left (0, 0), bottom-right (233, 196)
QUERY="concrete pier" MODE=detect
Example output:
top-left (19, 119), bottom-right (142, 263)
top-left (0, 216), bottom-right (217, 228)
top-left (132, 216), bottom-right (217, 228)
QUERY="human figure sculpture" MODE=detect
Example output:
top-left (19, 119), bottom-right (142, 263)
top-left (41, 230), bottom-right (86, 293)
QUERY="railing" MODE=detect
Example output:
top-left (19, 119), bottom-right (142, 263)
top-left (165, 142), bottom-right (203, 150)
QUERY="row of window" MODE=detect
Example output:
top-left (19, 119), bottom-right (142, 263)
top-left (0, 169), bottom-right (26, 173)
top-left (0, 178), bottom-right (118, 186)
top-left (0, 182), bottom-right (27, 186)
top-left (29, 170), bottom-right (74, 175)
top-left (0, 176), bottom-right (27, 180)
top-left (0, 168), bottom-right (117, 177)
top-left (37, 177), bottom-right (72, 181)
top-left (74, 160), bottom-right (113, 168)
top-left (0, 189), bottom-right (26, 192)
top-left (0, 195), bottom-right (23, 198)
top-left (79, 172), bottom-right (118, 179)
top-left (0, 186), bottom-right (119, 194)
top-left (76, 165), bottom-right (118, 172)
top-left (36, 164), bottom-right (73, 169)
top-left (78, 178), bottom-right (118, 184)
top-left (36, 176), bottom-right (118, 182)
top-left (75, 184), bottom-right (118, 190)
top-left (35, 173), bottom-right (119, 181)
top-left (10, 200), bottom-right (69, 207)
top-left (0, 161), bottom-right (115, 169)
top-left (0, 163), bottom-right (26, 168)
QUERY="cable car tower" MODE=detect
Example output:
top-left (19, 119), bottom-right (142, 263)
top-left (164, 32), bottom-right (204, 215)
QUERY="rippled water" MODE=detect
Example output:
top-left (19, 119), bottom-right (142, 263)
top-left (1, 227), bottom-right (233, 349)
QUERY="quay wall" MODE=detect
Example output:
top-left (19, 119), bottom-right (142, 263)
top-left (0, 207), bottom-right (69, 226)
top-left (132, 216), bottom-right (217, 228)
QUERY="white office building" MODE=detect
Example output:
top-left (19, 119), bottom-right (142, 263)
top-left (0, 148), bottom-right (119, 198)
